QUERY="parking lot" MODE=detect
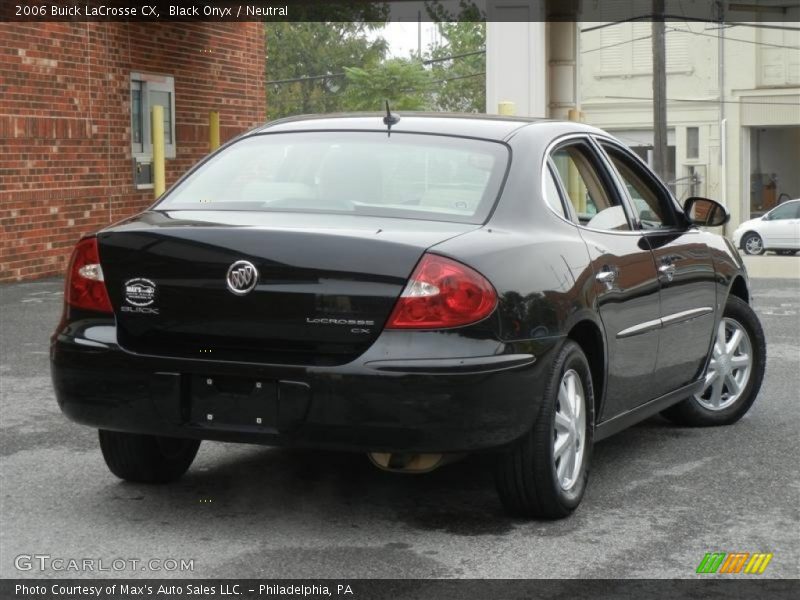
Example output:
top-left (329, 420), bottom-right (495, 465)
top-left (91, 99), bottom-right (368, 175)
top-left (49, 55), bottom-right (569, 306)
top-left (1, 275), bottom-right (798, 579)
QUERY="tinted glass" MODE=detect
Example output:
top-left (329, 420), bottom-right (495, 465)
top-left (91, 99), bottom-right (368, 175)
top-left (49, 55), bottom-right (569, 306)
top-left (768, 202), bottom-right (799, 220)
top-left (131, 82), bottom-right (143, 153)
top-left (158, 132), bottom-right (509, 224)
top-left (602, 144), bottom-right (677, 230)
top-left (551, 144), bottom-right (630, 231)
top-left (543, 165), bottom-right (566, 218)
top-left (150, 90), bottom-right (172, 143)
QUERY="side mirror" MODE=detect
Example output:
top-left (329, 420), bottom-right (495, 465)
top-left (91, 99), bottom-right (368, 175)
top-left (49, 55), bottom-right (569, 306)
top-left (684, 197), bottom-right (730, 227)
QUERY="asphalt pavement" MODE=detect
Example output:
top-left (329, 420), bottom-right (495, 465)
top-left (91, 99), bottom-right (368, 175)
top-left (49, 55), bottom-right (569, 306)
top-left (1, 276), bottom-right (798, 579)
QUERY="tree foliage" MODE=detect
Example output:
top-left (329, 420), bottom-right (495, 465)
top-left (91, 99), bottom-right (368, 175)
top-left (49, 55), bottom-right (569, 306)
top-left (265, 6), bottom-right (486, 119)
top-left (426, 21), bottom-right (486, 112)
top-left (265, 22), bottom-right (388, 119)
top-left (342, 59), bottom-right (433, 111)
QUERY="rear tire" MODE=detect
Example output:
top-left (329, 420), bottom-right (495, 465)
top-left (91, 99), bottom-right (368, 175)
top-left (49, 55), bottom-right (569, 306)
top-left (742, 232), bottom-right (765, 255)
top-left (494, 340), bottom-right (594, 519)
top-left (99, 430), bottom-right (200, 483)
top-left (661, 296), bottom-right (765, 427)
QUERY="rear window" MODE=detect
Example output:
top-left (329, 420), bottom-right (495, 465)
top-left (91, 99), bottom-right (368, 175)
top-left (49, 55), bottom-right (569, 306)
top-left (156, 131), bottom-right (510, 224)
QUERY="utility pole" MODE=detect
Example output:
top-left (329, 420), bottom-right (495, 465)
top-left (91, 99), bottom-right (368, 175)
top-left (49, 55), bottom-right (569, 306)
top-left (652, 0), bottom-right (668, 181)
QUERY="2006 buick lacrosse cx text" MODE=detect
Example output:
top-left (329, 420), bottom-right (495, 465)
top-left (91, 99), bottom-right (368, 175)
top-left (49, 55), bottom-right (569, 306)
top-left (50, 113), bottom-right (766, 518)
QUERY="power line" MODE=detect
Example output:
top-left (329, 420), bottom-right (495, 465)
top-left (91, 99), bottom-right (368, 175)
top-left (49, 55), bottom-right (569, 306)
top-left (430, 71), bottom-right (485, 84)
top-left (267, 72), bottom-right (345, 85)
top-left (582, 18), bottom-right (800, 33)
top-left (423, 49), bottom-right (485, 65)
top-left (581, 26), bottom-right (800, 54)
top-left (667, 26), bottom-right (800, 50)
top-left (267, 49), bottom-right (486, 86)
top-left (604, 95), bottom-right (800, 106)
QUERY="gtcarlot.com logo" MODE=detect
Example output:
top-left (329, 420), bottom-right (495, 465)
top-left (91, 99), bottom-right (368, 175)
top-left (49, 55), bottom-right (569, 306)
top-left (14, 554), bottom-right (194, 573)
top-left (696, 551), bottom-right (773, 574)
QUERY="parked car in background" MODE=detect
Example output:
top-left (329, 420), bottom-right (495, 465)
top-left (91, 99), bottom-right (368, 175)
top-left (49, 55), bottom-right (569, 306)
top-left (51, 114), bottom-right (766, 519)
top-left (733, 199), bottom-right (800, 255)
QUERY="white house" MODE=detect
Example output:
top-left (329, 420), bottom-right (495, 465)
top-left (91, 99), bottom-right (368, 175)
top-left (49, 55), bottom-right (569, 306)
top-left (580, 18), bottom-right (800, 230)
top-left (486, 6), bottom-right (800, 231)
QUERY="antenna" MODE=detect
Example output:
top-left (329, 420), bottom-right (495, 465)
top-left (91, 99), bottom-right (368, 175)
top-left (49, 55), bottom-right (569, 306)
top-left (382, 100), bottom-right (400, 137)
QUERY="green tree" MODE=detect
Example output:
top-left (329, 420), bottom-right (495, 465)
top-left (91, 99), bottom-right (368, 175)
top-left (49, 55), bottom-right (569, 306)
top-left (342, 59), bottom-right (433, 111)
top-left (426, 21), bottom-right (486, 112)
top-left (265, 22), bottom-right (388, 119)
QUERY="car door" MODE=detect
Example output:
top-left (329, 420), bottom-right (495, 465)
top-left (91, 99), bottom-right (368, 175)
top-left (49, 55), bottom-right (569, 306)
top-left (549, 138), bottom-right (662, 421)
top-left (760, 201), bottom-right (800, 248)
top-left (597, 139), bottom-right (717, 399)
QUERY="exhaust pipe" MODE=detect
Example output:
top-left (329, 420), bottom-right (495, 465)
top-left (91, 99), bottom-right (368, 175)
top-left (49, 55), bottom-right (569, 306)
top-left (367, 452), bottom-right (465, 474)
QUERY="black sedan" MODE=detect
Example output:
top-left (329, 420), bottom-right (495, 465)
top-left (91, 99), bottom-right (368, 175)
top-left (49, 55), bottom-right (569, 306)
top-left (51, 114), bottom-right (766, 518)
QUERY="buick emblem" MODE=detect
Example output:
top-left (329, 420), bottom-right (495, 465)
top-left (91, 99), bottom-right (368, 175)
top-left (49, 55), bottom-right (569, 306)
top-left (226, 260), bottom-right (258, 295)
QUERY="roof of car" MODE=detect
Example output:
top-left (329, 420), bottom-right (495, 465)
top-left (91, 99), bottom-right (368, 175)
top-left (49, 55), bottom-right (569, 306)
top-left (253, 112), bottom-right (597, 142)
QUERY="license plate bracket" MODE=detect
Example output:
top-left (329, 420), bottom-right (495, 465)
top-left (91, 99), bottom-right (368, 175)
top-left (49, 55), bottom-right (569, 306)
top-left (190, 375), bottom-right (277, 429)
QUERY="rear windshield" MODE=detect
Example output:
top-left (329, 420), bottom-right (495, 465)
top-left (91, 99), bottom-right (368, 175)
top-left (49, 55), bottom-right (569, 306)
top-left (156, 131), bottom-right (510, 224)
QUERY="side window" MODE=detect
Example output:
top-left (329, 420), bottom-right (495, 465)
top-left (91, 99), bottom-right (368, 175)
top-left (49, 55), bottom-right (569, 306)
top-left (131, 72), bottom-right (176, 189)
top-left (767, 202), bottom-right (798, 220)
top-left (551, 143), bottom-right (631, 231)
top-left (543, 164), bottom-right (567, 218)
top-left (601, 143), bottom-right (678, 230)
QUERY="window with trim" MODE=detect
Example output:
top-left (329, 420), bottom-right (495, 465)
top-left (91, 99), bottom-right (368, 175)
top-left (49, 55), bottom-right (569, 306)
top-left (130, 73), bottom-right (176, 160)
top-left (597, 20), bottom-right (689, 76)
top-left (601, 143), bottom-right (678, 230)
top-left (543, 164), bottom-right (567, 218)
top-left (766, 201), bottom-right (800, 220)
top-left (550, 143), bottom-right (631, 231)
top-left (686, 127), bottom-right (699, 159)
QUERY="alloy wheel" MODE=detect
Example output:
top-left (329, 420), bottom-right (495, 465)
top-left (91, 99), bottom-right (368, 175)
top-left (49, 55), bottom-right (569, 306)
top-left (744, 235), bottom-right (763, 255)
top-left (554, 369), bottom-right (586, 491)
top-left (695, 318), bottom-right (753, 411)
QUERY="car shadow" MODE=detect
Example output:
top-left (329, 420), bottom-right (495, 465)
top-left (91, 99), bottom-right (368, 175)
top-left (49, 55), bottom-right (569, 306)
top-left (105, 414), bottom-right (700, 535)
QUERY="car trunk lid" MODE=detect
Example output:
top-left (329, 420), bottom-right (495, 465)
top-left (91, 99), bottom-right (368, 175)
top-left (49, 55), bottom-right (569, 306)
top-left (98, 210), bottom-right (477, 365)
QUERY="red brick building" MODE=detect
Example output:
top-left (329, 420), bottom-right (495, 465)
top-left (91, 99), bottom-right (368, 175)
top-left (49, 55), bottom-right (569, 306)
top-left (0, 23), bottom-right (266, 281)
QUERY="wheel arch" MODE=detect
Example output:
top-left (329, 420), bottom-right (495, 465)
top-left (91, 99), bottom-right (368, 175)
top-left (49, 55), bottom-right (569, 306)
top-left (728, 275), bottom-right (750, 304)
top-left (566, 319), bottom-right (606, 424)
top-left (740, 230), bottom-right (761, 249)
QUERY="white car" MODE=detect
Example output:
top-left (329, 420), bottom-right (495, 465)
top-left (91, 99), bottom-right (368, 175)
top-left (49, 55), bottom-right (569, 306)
top-left (732, 199), bottom-right (800, 255)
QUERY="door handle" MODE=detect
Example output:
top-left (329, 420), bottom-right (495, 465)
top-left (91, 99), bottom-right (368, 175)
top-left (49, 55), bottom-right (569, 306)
top-left (596, 270), bottom-right (617, 284)
top-left (659, 263), bottom-right (676, 282)
top-left (596, 270), bottom-right (616, 283)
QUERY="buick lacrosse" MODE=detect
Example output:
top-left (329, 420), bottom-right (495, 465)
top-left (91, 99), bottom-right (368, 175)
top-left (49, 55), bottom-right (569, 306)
top-left (51, 114), bottom-right (765, 518)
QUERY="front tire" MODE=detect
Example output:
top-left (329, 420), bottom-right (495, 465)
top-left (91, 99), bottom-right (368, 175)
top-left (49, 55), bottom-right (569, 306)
top-left (494, 340), bottom-right (594, 519)
top-left (661, 296), bottom-right (765, 427)
top-left (742, 232), bottom-right (765, 255)
top-left (99, 430), bottom-right (200, 483)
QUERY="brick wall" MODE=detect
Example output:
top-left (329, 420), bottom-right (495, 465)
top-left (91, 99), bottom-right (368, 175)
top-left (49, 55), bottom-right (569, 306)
top-left (0, 22), bottom-right (266, 281)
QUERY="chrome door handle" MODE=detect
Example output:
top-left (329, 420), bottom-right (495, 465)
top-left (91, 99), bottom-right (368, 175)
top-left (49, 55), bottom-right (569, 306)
top-left (659, 263), bottom-right (676, 282)
top-left (596, 270), bottom-right (616, 284)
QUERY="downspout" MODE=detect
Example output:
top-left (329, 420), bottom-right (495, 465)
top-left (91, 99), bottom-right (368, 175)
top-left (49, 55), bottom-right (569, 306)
top-left (718, 1), bottom-right (728, 234)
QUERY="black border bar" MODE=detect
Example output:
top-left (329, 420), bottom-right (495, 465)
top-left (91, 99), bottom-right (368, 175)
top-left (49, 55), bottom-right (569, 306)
top-left (3, 579), bottom-right (800, 600)
top-left (2, 0), bottom-right (800, 23)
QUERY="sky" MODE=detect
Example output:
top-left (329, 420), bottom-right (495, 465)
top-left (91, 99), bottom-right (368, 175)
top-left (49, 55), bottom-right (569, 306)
top-left (373, 22), bottom-right (441, 58)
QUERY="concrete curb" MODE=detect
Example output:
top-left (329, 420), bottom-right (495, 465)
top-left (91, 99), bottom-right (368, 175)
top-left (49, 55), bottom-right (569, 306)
top-left (742, 255), bottom-right (800, 279)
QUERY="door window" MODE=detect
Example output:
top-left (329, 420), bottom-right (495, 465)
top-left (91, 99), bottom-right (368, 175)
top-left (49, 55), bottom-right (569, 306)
top-left (551, 143), bottom-right (631, 231)
top-left (543, 164), bottom-right (567, 218)
top-left (766, 202), bottom-right (799, 220)
top-left (601, 143), bottom-right (679, 230)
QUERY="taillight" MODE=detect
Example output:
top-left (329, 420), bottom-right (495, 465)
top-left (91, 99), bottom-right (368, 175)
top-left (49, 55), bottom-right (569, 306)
top-left (66, 237), bottom-right (113, 313)
top-left (386, 253), bottom-right (497, 329)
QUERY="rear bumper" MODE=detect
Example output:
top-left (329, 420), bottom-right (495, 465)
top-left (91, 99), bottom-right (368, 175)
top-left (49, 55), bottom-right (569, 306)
top-left (50, 324), bottom-right (556, 453)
